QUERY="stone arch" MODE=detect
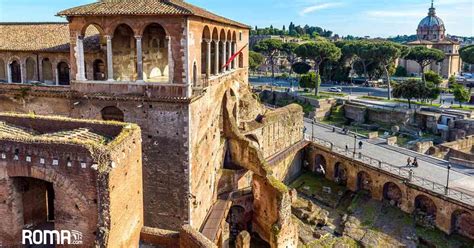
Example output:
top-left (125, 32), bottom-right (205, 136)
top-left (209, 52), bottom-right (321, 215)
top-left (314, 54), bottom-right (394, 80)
top-left (41, 58), bottom-right (54, 84)
top-left (382, 182), bottom-right (402, 206)
top-left (9, 59), bottom-right (21, 83)
top-left (93, 59), bottom-right (106, 80)
top-left (313, 154), bottom-right (327, 175)
top-left (334, 162), bottom-right (347, 185)
top-left (451, 209), bottom-right (474, 238)
top-left (142, 23), bottom-right (169, 83)
top-left (414, 194), bottom-right (437, 217)
top-left (201, 26), bottom-right (211, 77)
top-left (0, 58), bottom-right (5, 82)
top-left (7, 166), bottom-right (89, 212)
top-left (57, 61), bottom-right (70, 85)
top-left (25, 57), bottom-right (36, 82)
top-left (226, 205), bottom-right (251, 243)
top-left (211, 28), bottom-right (219, 75)
top-left (357, 171), bottom-right (372, 194)
top-left (101, 106), bottom-right (125, 122)
top-left (81, 23), bottom-right (105, 37)
top-left (112, 24), bottom-right (136, 81)
top-left (219, 29), bottom-right (226, 73)
top-left (231, 31), bottom-right (237, 69)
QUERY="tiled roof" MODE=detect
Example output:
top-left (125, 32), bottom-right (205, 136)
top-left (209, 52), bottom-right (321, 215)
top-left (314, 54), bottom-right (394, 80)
top-left (0, 23), bottom-right (101, 52)
top-left (57, 0), bottom-right (249, 28)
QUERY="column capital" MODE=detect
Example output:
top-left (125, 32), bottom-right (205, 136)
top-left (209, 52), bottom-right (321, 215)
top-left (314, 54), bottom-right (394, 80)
top-left (203, 38), bottom-right (211, 43)
top-left (77, 35), bottom-right (84, 40)
top-left (104, 35), bottom-right (113, 40)
top-left (134, 35), bottom-right (143, 40)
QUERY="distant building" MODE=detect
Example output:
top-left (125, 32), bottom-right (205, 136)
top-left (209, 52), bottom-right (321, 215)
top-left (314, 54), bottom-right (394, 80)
top-left (398, 2), bottom-right (462, 78)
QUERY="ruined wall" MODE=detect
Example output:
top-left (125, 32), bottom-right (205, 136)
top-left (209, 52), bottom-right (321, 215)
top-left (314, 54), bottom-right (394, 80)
top-left (344, 103), bottom-right (414, 126)
top-left (106, 129), bottom-right (143, 247)
top-left (343, 104), bottom-right (367, 123)
top-left (243, 104), bottom-right (304, 159)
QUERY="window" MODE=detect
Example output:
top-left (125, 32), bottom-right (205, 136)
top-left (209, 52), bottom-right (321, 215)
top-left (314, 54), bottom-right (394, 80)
top-left (239, 32), bottom-right (242, 41)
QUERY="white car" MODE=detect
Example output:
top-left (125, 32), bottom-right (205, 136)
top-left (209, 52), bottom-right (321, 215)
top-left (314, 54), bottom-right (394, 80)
top-left (328, 87), bottom-right (342, 93)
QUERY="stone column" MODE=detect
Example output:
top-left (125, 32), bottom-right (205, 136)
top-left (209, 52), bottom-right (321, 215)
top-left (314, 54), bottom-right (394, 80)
top-left (76, 35), bottom-right (86, 81)
top-left (54, 67), bottom-right (59, 85)
top-left (232, 42), bottom-right (237, 69)
top-left (166, 36), bottom-right (173, 84)
top-left (214, 40), bottom-right (219, 75)
top-left (135, 35), bottom-right (144, 82)
top-left (20, 61), bottom-right (25, 83)
top-left (105, 35), bottom-right (114, 81)
top-left (6, 62), bottom-right (11, 83)
top-left (222, 41), bottom-right (227, 72)
top-left (206, 40), bottom-right (211, 78)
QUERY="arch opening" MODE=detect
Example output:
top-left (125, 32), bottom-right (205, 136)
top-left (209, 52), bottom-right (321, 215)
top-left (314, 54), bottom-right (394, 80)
top-left (382, 182), bottom-right (402, 206)
top-left (101, 106), bottom-right (124, 122)
top-left (0, 58), bottom-right (5, 82)
top-left (41, 58), bottom-right (54, 85)
top-left (25, 57), bottom-right (36, 82)
top-left (10, 60), bottom-right (21, 83)
top-left (112, 24), bottom-right (136, 81)
top-left (142, 23), bottom-right (168, 83)
top-left (313, 154), bottom-right (327, 175)
top-left (334, 162), bottom-right (347, 186)
top-left (357, 171), bottom-right (372, 195)
top-left (201, 26), bottom-right (211, 78)
top-left (451, 210), bottom-right (474, 239)
top-left (226, 205), bottom-right (251, 245)
top-left (414, 195), bottom-right (437, 227)
top-left (93, 59), bottom-right (106, 80)
top-left (57, 62), bottom-right (70, 85)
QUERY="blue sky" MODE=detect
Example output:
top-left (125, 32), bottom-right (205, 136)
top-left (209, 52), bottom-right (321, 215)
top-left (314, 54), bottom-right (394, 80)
top-left (0, 0), bottom-right (472, 37)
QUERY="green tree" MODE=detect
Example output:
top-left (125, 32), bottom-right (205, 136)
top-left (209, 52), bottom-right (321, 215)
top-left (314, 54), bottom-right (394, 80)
top-left (453, 84), bottom-right (471, 107)
top-left (249, 51), bottom-right (264, 72)
top-left (254, 39), bottom-right (283, 78)
top-left (281, 43), bottom-right (299, 77)
top-left (299, 72), bottom-right (320, 92)
top-left (292, 62), bottom-right (311, 75)
top-left (460, 45), bottom-right (474, 65)
top-left (295, 41), bottom-right (341, 96)
top-left (405, 46), bottom-right (445, 83)
top-left (448, 75), bottom-right (457, 85)
top-left (371, 41), bottom-right (408, 100)
top-left (392, 79), bottom-right (423, 109)
top-left (424, 70), bottom-right (443, 85)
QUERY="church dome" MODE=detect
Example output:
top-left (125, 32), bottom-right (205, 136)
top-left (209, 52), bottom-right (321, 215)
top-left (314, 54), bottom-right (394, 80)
top-left (416, 1), bottom-right (446, 41)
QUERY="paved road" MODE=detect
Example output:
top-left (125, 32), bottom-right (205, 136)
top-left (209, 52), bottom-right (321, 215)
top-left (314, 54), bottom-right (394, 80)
top-left (304, 120), bottom-right (474, 195)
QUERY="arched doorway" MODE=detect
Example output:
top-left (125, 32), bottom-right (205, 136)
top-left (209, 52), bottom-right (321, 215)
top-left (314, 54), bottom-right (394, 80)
top-left (57, 62), bottom-right (70, 85)
top-left (93, 59), bottom-right (106, 80)
top-left (142, 23), bottom-right (168, 82)
top-left (112, 24), bottom-right (136, 81)
top-left (334, 162), bottom-right (347, 185)
top-left (451, 210), bottom-right (474, 239)
top-left (383, 182), bottom-right (402, 206)
top-left (201, 26), bottom-right (211, 77)
top-left (101, 106), bottom-right (125, 122)
top-left (219, 29), bottom-right (226, 73)
top-left (211, 28), bottom-right (219, 75)
top-left (314, 154), bottom-right (327, 175)
top-left (13, 177), bottom-right (55, 228)
top-left (357, 171), bottom-right (372, 194)
top-left (226, 205), bottom-right (250, 244)
top-left (10, 60), bottom-right (21, 83)
top-left (42, 58), bottom-right (54, 84)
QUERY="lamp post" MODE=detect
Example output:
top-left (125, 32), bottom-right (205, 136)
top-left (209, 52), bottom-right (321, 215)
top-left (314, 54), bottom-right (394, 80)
top-left (445, 164), bottom-right (451, 195)
top-left (353, 134), bottom-right (357, 158)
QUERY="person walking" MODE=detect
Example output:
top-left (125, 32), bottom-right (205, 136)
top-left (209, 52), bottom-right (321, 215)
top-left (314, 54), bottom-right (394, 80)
top-left (345, 145), bottom-right (349, 152)
top-left (412, 157), bottom-right (418, 167)
top-left (358, 141), bottom-right (363, 149)
top-left (406, 157), bottom-right (412, 167)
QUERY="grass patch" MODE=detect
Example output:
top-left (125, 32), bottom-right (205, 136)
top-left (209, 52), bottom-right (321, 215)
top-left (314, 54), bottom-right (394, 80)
top-left (276, 99), bottom-right (314, 115)
top-left (289, 172), bottom-right (347, 207)
top-left (304, 235), bottom-right (360, 248)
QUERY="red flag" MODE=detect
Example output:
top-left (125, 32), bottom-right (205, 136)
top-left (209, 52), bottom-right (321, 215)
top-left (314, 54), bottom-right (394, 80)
top-left (222, 44), bottom-right (248, 69)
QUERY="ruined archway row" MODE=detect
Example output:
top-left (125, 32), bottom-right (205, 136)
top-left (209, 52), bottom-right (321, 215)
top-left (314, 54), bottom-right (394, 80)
top-left (0, 54), bottom-right (71, 85)
top-left (306, 148), bottom-right (474, 239)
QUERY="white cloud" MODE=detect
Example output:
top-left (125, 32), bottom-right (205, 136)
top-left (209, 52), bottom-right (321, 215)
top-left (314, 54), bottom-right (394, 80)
top-left (300, 2), bottom-right (343, 16)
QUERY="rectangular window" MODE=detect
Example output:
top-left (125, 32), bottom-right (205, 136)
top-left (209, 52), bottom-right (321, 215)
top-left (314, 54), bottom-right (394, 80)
top-left (239, 32), bottom-right (242, 41)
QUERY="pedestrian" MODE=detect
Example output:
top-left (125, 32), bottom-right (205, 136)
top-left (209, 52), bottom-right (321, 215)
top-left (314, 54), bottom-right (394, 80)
top-left (345, 145), bottom-right (349, 152)
top-left (412, 157), bottom-right (418, 167)
top-left (333, 127), bottom-right (336, 132)
top-left (303, 126), bottom-right (307, 134)
top-left (358, 141), bottom-right (363, 149)
top-left (406, 157), bottom-right (412, 167)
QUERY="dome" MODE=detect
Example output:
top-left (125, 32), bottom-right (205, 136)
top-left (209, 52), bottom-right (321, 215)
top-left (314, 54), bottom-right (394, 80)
top-left (418, 11), bottom-right (444, 29)
top-left (416, 2), bottom-right (446, 41)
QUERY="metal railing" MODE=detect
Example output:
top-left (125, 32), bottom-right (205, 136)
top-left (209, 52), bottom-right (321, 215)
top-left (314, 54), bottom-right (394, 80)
top-left (304, 133), bottom-right (474, 206)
